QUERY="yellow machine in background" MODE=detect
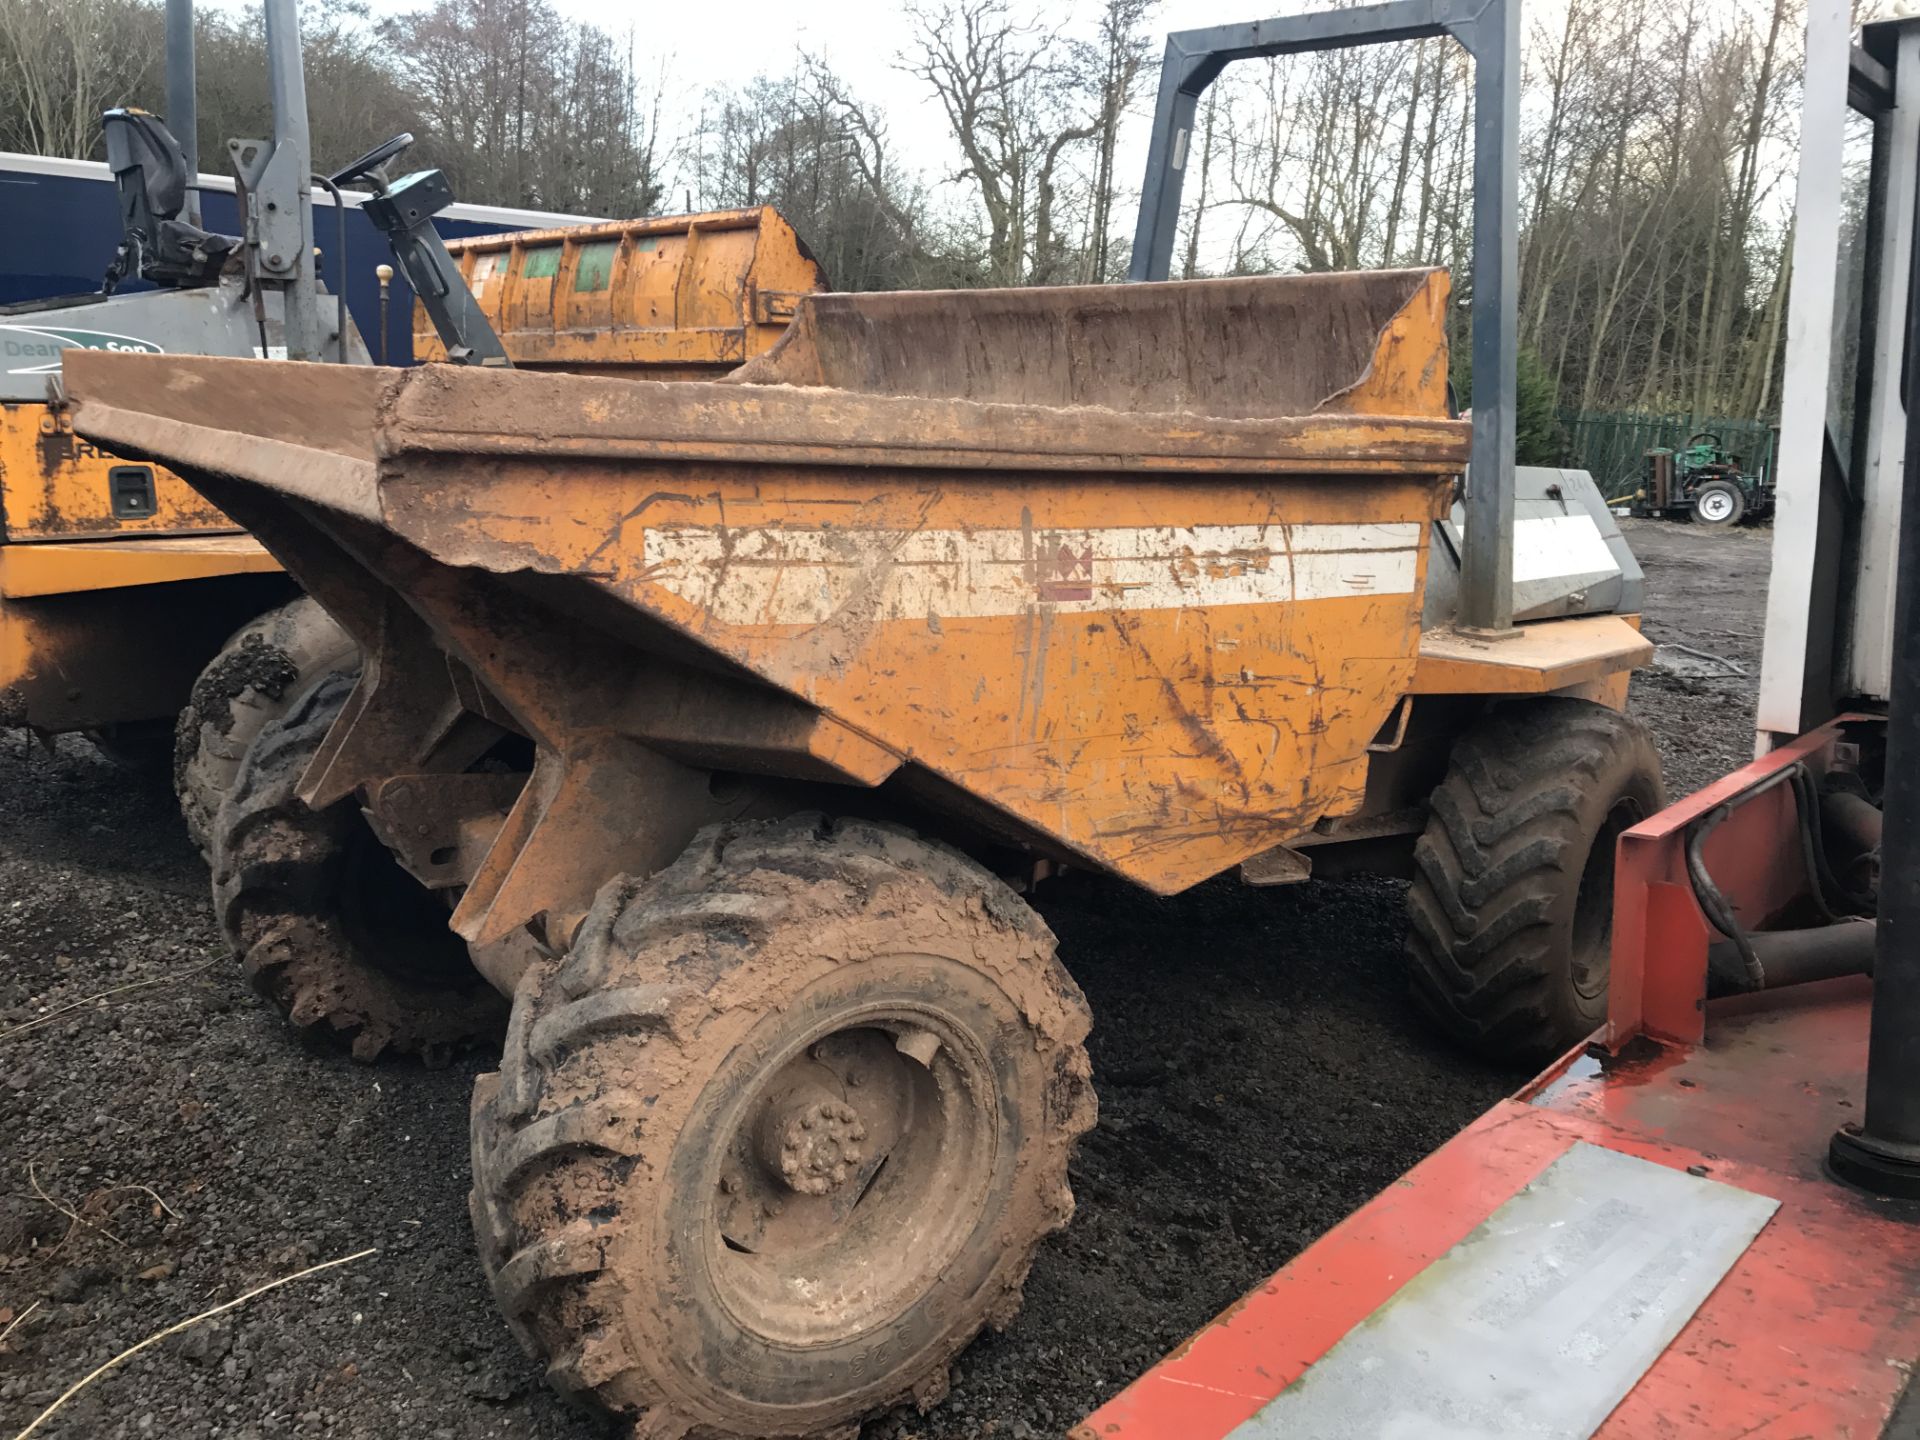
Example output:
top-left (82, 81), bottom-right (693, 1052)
top-left (0, 206), bottom-right (824, 781)
top-left (0, 394), bottom-right (283, 746)
top-left (415, 207), bottom-right (822, 379)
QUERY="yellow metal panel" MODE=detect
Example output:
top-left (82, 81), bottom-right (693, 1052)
top-left (1335, 269), bottom-right (1453, 416)
top-left (0, 535), bottom-right (277, 598)
top-left (389, 463), bottom-right (1450, 894)
top-left (0, 571), bottom-right (293, 729)
top-left (67, 270), bottom-right (1656, 898)
top-left (1410, 613), bottom-right (1653, 695)
top-left (414, 208), bottom-right (825, 376)
top-left (0, 401), bottom-right (238, 539)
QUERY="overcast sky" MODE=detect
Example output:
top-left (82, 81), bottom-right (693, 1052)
top-left (555, 0), bottom-right (1248, 216)
top-left (364, 0), bottom-right (1836, 219)
top-left (248, 0), bottom-right (1920, 211)
top-left (224, 0), bottom-right (1907, 253)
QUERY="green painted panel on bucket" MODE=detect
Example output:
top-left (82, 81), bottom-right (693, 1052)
top-left (573, 241), bottom-right (619, 293)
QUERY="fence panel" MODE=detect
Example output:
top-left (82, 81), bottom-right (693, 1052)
top-left (1559, 411), bottom-right (1778, 502)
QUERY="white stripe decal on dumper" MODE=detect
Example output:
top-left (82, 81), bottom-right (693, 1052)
top-left (640, 522), bottom-right (1423, 627)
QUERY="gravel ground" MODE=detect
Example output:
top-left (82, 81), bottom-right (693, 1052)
top-left (0, 517), bottom-right (1770, 1440)
top-left (1617, 517), bottom-right (1773, 798)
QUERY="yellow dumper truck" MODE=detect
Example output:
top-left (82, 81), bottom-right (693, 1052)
top-left (67, 262), bottom-right (1660, 1438)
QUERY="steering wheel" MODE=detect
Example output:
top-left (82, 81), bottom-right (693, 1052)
top-left (1685, 430), bottom-right (1722, 451)
top-left (328, 132), bottom-right (415, 190)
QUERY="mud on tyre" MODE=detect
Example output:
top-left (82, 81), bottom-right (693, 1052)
top-left (177, 596), bottom-right (356, 856)
top-left (1406, 697), bottom-right (1665, 1063)
top-left (469, 814), bottom-right (1096, 1439)
top-left (213, 670), bottom-right (506, 1061)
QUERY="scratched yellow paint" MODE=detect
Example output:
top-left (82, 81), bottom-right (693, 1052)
top-left (391, 465), bottom-right (1450, 893)
top-left (1, 401), bottom-right (236, 544)
top-left (69, 263), bottom-right (1647, 897)
top-left (1335, 271), bottom-right (1453, 417)
top-left (372, 268), bottom-right (1472, 892)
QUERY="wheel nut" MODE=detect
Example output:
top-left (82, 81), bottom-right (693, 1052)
top-left (764, 1098), bottom-right (871, 1196)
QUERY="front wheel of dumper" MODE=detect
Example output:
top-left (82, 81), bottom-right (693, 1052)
top-left (468, 814), bottom-right (1096, 1438)
top-left (1405, 698), bottom-right (1665, 1065)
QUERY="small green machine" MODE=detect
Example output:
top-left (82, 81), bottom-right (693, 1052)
top-left (1636, 431), bottom-right (1775, 526)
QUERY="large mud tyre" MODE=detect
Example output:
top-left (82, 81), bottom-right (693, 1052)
top-left (176, 596), bottom-right (356, 857)
top-left (1406, 698), bottom-right (1666, 1063)
top-left (469, 814), bottom-right (1096, 1439)
top-left (213, 670), bottom-right (506, 1061)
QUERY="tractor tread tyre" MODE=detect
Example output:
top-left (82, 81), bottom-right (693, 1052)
top-left (1406, 698), bottom-right (1665, 1063)
top-left (177, 596), bottom-right (356, 857)
top-left (213, 670), bottom-right (505, 1062)
top-left (469, 814), bottom-right (1096, 1440)
top-left (1690, 480), bottom-right (1747, 527)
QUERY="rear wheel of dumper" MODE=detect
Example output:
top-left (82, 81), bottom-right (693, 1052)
top-left (1406, 698), bottom-right (1665, 1064)
top-left (213, 670), bottom-right (506, 1061)
top-left (177, 596), bottom-right (356, 857)
top-left (469, 814), bottom-right (1096, 1438)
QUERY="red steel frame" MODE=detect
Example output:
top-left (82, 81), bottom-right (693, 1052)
top-left (1605, 717), bottom-right (1861, 1049)
top-left (1075, 717), bottom-right (1920, 1439)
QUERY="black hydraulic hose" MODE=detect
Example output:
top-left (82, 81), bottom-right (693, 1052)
top-left (311, 173), bottom-right (349, 364)
top-left (1685, 757), bottom-right (1879, 994)
top-left (1708, 921), bottom-right (1874, 990)
top-left (1685, 765), bottom-right (1803, 990)
top-left (1785, 762), bottom-right (1865, 921)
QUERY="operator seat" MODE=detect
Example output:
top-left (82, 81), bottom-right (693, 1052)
top-left (101, 109), bottom-right (241, 290)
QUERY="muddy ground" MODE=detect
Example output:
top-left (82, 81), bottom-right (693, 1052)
top-left (0, 518), bottom-right (1770, 1440)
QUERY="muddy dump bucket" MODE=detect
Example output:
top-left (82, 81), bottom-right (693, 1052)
top-left (416, 206), bottom-right (827, 379)
top-left (68, 269), bottom-right (1467, 910)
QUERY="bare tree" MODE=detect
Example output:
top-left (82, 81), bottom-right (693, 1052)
top-left (1077, 0), bottom-right (1154, 282)
top-left (378, 0), bottom-right (664, 215)
top-left (0, 0), bottom-right (162, 158)
top-left (693, 60), bottom-right (932, 291)
top-left (1219, 39), bottom-right (1431, 273)
top-left (902, 0), bottom-right (1101, 284)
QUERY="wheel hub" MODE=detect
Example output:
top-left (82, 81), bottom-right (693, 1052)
top-left (764, 1097), bottom-right (869, 1196)
top-left (706, 1011), bottom-right (997, 1347)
